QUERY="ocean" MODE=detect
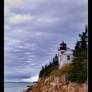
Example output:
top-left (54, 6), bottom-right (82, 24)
top-left (4, 82), bottom-right (33, 92)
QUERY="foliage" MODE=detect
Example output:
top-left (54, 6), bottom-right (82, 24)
top-left (67, 25), bottom-right (88, 83)
top-left (39, 25), bottom-right (88, 83)
top-left (39, 54), bottom-right (59, 78)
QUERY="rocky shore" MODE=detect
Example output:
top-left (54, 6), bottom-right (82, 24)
top-left (23, 64), bottom-right (88, 92)
top-left (23, 77), bottom-right (88, 92)
top-left (23, 82), bottom-right (40, 92)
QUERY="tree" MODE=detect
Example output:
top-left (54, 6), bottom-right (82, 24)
top-left (79, 25), bottom-right (88, 50)
top-left (74, 25), bottom-right (88, 58)
top-left (39, 66), bottom-right (45, 78)
top-left (67, 25), bottom-right (88, 83)
top-left (39, 54), bottom-right (59, 78)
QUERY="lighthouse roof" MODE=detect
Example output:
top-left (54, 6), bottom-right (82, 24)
top-left (63, 48), bottom-right (73, 55)
top-left (60, 41), bottom-right (66, 45)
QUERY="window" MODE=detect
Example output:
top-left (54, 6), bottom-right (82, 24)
top-left (67, 55), bottom-right (70, 60)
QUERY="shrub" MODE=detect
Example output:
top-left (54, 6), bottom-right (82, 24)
top-left (67, 61), bottom-right (87, 83)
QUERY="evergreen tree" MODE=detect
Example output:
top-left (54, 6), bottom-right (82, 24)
top-left (39, 66), bottom-right (44, 78)
top-left (74, 25), bottom-right (88, 58)
top-left (39, 54), bottom-right (59, 78)
top-left (67, 25), bottom-right (88, 83)
top-left (79, 25), bottom-right (88, 50)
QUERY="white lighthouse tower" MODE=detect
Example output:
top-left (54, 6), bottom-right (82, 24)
top-left (58, 41), bottom-right (74, 68)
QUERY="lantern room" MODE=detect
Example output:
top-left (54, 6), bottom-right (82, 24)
top-left (59, 41), bottom-right (67, 50)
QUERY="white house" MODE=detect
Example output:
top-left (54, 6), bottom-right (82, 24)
top-left (58, 41), bottom-right (74, 68)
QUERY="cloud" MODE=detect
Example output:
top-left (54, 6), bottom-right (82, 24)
top-left (8, 14), bottom-right (33, 24)
top-left (35, 17), bottom-right (60, 25)
top-left (5, 47), bottom-right (12, 51)
top-left (4, 25), bottom-right (11, 30)
top-left (4, 0), bottom-right (88, 82)
top-left (13, 29), bottom-right (24, 32)
top-left (6, 39), bottom-right (21, 45)
top-left (21, 75), bottom-right (39, 82)
top-left (5, 0), bottom-right (24, 15)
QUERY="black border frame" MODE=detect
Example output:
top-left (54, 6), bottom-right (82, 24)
top-left (0, 0), bottom-right (89, 92)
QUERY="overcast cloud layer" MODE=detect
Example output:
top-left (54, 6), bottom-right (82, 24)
top-left (4, 0), bottom-right (88, 82)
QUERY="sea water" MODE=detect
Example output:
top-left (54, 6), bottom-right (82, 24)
top-left (4, 82), bottom-right (33, 92)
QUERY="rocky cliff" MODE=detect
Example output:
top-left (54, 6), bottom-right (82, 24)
top-left (23, 64), bottom-right (88, 92)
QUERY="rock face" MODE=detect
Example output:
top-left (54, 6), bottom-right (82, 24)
top-left (23, 75), bottom-right (88, 92)
top-left (38, 76), bottom-right (88, 92)
top-left (23, 65), bottom-right (88, 92)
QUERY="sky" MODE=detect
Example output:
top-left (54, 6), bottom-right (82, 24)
top-left (4, 0), bottom-right (88, 82)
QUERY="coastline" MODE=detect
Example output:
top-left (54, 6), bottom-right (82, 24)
top-left (23, 78), bottom-right (88, 92)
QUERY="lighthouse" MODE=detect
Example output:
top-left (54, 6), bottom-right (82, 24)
top-left (58, 41), bottom-right (74, 68)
